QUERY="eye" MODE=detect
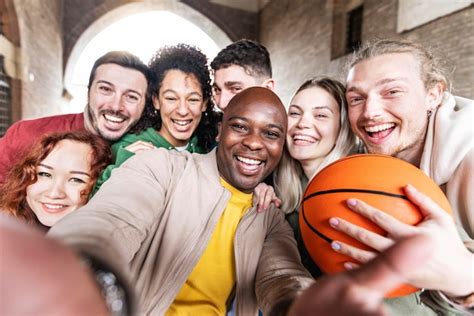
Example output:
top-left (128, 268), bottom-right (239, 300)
top-left (212, 87), bottom-right (221, 95)
top-left (230, 86), bottom-right (243, 94)
top-left (69, 177), bottom-right (87, 184)
top-left (99, 85), bottom-right (112, 93)
top-left (386, 89), bottom-right (401, 96)
top-left (230, 123), bottom-right (247, 132)
top-left (348, 96), bottom-right (365, 106)
top-left (165, 96), bottom-right (177, 102)
top-left (288, 111), bottom-right (301, 117)
top-left (314, 113), bottom-right (328, 119)
top-left (189, 98), bottom-right (202, 103)
top-left (265, 130), bottom-right (281, 140)
top-left (126, 94), bottom-right (139, 102)
top-left (37, 171), bottom-right (51, 178)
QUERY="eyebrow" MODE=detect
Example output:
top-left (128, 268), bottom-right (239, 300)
top-left (96, 80), bottom-right (143, 96)
top-left (347, 77), bottom-right (408, 92)
top-left (39, 163), bottom-right (91, 177)
top-left (224, 81), bottom-right (243, 87)
top-left (162, 89), bottom-right (202, 97)
top-left (289, 104), bottom-right (334, 113)
top-left (228, 116), bottom-right (285, 133)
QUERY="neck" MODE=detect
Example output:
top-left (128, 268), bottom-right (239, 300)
top-left (300, 158), bottom-right (323, 180)
top-left (83, 105), bottom-right (98, 135)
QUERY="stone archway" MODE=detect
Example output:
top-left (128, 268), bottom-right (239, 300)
top-left (64, 1), bottom-right (232, 103)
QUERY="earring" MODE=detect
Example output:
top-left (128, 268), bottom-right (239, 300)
top-left (427, 109), bottom-right (433, 117)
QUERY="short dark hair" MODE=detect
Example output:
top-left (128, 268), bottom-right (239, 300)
top-left (131, 44), bottom-right (220, 152)
top-left (87, 51), bottom-right (151, 90)
top-left (211, 39), bottom-right (272, 79)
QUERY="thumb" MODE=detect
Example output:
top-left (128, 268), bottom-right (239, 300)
top-left (349, 234), bottom-right (434, 295)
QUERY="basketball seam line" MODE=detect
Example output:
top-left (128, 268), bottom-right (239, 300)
top-left (302, 188), bottom-right (408, 202)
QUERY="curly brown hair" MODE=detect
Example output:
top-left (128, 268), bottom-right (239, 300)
top-left (0, 131), bottom-right (111, 223)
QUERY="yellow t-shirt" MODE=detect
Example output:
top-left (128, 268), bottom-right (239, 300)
top-left (166, 178), bottom-right (253, 315)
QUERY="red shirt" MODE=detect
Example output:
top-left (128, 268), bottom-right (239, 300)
top-left (0, 113), bottom-right (85, 185)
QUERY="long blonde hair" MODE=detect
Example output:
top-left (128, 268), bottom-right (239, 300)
top-left (274, 77), bottom-right (358, 214)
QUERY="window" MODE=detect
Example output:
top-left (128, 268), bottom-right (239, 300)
top-left (345, 5), bottom-right (363, 54)
top-left (0, 56), bottom-right (12, 136)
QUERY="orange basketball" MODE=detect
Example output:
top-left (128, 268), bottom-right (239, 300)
top-left (299, 154), bottom-right (452, 298)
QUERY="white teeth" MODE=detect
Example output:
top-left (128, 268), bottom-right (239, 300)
top-left (172, 119), bottom-right (192, 126)
top-left (44, 203), bottom-right (66, 209)
top-left (365, 123), bottom-right (395, 133)
top-left (293, 134), bottom-right (316, 142)
top-left (104, 114), bottom-right (125, 123)
top-left (236, 156), bottom-right (262, 165)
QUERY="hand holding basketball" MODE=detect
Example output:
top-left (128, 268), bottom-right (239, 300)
top-left (331, 184), bottom-right (473, 298)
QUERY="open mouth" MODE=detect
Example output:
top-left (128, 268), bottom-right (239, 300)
top-left (172, 119), bottom-right (192, 127)
top-left (103, 113), bottom-right (127, 128)
top-left (292, 134), bottom-right (317, 145)
top-left (41, 203), bottom-right (68, 213)
top-left (235, 155), bottom-right (264, 175)
top-left (365, 123), bottom-right (396, 140)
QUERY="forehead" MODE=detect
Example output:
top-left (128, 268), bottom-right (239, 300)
top-left (42, 140), bottom-right (92, 168)
top-left (161, 69), bottom-right (201, 90)
top-left (94, 63), bottom-right (147, 87)
top-left (214, 65), bottom-right (260, 85)
top-left (347, 53), bottom-right (422, 87)
top-left (224, 95), bottom-right (286, 127)
top-left (292, 87), bottom-right (339, 110)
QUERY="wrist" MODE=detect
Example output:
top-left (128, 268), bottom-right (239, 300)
top-left (443, 251), bottom-right (473, 297)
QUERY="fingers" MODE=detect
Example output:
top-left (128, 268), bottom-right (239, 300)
top-left (345, 199), bottom-right (415, 237)
top-left (404, 185), bottom-right (451, 220)
top-left (330, 239), bottom-right (377, 264)
top-left (253, 183), bottom-right (280, 212)
top-left (329, 217), bottom-right (394, 251)
top-left (125, 141), bottom-right (155, 154)
top-left (350, 234), bottom-right (435, 295)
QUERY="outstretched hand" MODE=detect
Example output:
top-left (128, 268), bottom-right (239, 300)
top-left (329, 184), bottom-right (473, 297)
top-left (288, 234), bottom-right (435, 316)
top-left (0, 215), bottom-right (109, 315)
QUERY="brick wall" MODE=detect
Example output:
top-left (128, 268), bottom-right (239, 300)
top-left (261, 0), bottom-right (474, 105)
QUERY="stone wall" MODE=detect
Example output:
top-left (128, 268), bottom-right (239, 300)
top-left (261, 0), bottom-right (474, 105)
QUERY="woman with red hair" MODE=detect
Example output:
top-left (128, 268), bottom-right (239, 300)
top-left (0, 131), bottom-right (111, 229)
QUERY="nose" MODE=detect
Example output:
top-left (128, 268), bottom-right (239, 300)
top-left (361, 95), bottom-right (382, 119)
top-left (296, 113), bottom-right (312, 129)
top-left (46, 179), bottom-right (67, 199)
top-left (242, 131), bottom-right (264, 151)
top-left (219, 91), bottom-right (234, 110)
top-left (176, 99), bottom-right (190, 116)
top-left (108, 95), bottom-right (123, 112)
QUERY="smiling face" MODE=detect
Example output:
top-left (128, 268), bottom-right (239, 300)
top-left (216, 87), bottom-right (286, 193)
top-left (25, 140), bottom-right (93, 227)
top-left (213, 65), bottom-right (263, 110)
top-left (87, 63), bottom-right (148, 141)
top-left (287, 87), bottom-right (341, 176)
top-left (153, 69), bottom-right (206, 147)
top-left (346, 52), bottom-right (442, 164)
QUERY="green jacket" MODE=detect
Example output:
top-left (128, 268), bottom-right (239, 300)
top-left (92, 128), bottom-right (206, 195)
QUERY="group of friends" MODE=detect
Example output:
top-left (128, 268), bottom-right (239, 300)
top-left (0, 38), bottom-right (472, 315)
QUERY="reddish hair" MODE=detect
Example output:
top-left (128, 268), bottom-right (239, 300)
top-left (0, 131), bottom-right (111, 223)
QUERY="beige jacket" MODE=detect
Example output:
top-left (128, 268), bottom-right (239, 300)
top-left (420, 93), bottom-right (474, 238)
top-left (49, 149), bottom-right (313, 315)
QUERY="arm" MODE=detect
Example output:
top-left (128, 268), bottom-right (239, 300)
top-left (255, 208), bottom-right (313, 316)
top-left (329, 185), bottom-right (473, 306)
top-left (49, 149), bottom-right (173, 277)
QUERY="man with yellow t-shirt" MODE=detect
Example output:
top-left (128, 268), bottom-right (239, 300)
top-left (49, 87), bottom-right (313, 315)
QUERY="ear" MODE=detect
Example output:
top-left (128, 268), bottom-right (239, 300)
top-left (216, 121), bottom-right (222, 142)
top-left (426, 82), bottom-right (444, 112)
top-left (152, 95), bottom-right (160, 110)
top-left (261, 78), bottom-right (275, 91)
top-left (201, 99), bottom-right (208, 112)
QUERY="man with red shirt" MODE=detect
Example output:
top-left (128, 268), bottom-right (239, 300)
top-left (0, 51), bottom-right (150, 185)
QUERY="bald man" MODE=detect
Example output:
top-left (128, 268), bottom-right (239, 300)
top-left (49, 87), bottom-right (312, 315)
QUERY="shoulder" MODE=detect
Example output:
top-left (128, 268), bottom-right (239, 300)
top-left (7, 113), bottom-right (84, 135)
